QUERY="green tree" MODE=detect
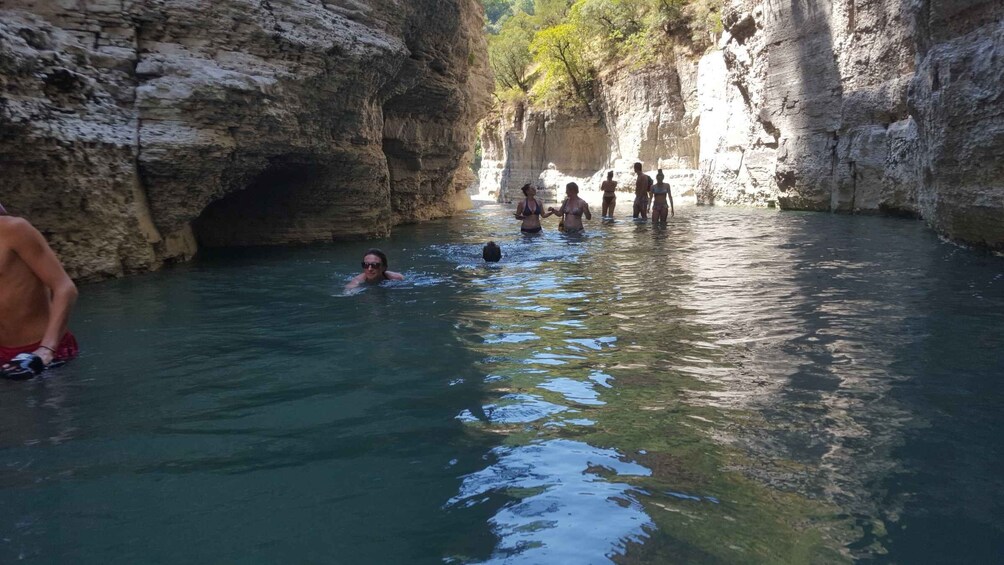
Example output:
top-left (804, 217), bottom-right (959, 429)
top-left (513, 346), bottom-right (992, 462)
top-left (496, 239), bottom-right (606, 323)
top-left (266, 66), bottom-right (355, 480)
top-left (481, 0), bottom-right (513, 24)
top-left (529, 22), bottom-right (593, 113)
top-left (488, 15), bottom-right (536, 93)
top-left (532, 0), bottom-right (571, 27)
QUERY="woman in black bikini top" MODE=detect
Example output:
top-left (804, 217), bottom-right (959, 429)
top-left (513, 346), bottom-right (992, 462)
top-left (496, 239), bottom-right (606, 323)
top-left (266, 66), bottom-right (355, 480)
top-left (514, 184), bottom-right (554, 233)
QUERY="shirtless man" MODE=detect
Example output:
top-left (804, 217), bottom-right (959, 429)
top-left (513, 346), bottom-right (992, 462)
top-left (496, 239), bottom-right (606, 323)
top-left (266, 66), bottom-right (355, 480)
top-left (632, 162), bottom-right (653, 220)
top-left (0, 202), bottom-right (79, 380)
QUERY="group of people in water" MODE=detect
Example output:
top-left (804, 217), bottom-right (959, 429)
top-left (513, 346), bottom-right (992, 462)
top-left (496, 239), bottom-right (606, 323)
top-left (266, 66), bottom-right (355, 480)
top-left (517, 162), bottom-right (675, 235)
top-left (0, 162), bottom-right (676, 379)
top-left (346, 162), bottom-right (677, 289)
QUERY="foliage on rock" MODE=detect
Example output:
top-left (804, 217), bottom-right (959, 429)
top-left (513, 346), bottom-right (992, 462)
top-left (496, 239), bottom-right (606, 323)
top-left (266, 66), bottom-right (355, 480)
top-left (480, 0), bottom-right (721, 111)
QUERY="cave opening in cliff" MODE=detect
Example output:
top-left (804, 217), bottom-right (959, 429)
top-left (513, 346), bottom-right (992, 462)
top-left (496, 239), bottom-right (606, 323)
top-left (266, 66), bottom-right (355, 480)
top-left (192, 160), bottom-right (355, 248)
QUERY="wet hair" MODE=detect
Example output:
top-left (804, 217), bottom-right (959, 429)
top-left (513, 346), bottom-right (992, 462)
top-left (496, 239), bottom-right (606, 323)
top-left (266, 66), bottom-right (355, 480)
top-left (656, 169), bottom-right (665, 181)
top-left (565, 182), bottom-right (579, 194)
top-left (520, 183), bottom-right (533, 196)
top-left (363, 248), bottom-right (388, 270)
top-left (483, 241), bottom-right (501, 262)
top-left (606, 171), bottom-right (614, 180)
top-left (633, 162), bottom-right (642, 172)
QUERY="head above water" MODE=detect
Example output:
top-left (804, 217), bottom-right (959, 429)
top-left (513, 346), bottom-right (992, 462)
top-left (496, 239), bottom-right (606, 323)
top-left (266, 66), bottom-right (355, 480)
top-left (633, 162), bottom-right (642, 173)
top-left (521, 183), bottom-right (535, 196)
top-left (656, 169), bottom-right (664, 181)
top-left (607, 171), bottom-right (614, 180)
top-left (362, 248), bottom-right (388, 268)
top-left (483, 241), bottom-right (501, 262)
top-left (565, 182), bottom-right (579, 195)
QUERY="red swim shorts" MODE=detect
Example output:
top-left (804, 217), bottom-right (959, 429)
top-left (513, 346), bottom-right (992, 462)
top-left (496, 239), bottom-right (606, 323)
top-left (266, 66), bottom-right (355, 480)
top-left (0, 332), bottom-right (79, 365)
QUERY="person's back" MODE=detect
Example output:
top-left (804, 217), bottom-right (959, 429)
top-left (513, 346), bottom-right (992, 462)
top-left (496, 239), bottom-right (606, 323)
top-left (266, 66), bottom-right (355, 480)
top-left (0, 218), bottom-right (58, 347)
top-left (632, 162), bottom-right (653, 220)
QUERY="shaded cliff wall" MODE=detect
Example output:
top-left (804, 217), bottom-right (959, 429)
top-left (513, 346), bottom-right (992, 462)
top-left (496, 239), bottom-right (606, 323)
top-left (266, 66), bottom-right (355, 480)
top-left (910, 0), bottom-right (1004, 248)
top-left (0, 0), bottom-right (491, 280)
top-left (701, 0), bottom-right (1002, 248)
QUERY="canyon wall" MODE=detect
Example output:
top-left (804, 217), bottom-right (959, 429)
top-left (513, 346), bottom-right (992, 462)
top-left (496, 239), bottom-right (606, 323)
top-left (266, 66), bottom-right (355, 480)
top-left (480, 0), bottom-right (1003, 249)
top-left (0, 0), bottom-right (491, 280)
top-left (480, 62), bottom-right (704, 203)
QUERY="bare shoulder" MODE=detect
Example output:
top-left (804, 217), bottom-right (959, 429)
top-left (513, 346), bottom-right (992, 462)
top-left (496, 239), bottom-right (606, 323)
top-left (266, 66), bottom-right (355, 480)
top-left (386, 270), bottom-right (405, 281)
top-left (0, 216), bottom-right (42, 247)
top-left (0, 216), bottom-right (33, 235)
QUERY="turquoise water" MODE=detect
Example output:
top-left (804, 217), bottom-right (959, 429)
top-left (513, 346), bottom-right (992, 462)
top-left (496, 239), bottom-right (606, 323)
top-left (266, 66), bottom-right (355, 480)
top-left (1, 205), bottom-right (1002, 563)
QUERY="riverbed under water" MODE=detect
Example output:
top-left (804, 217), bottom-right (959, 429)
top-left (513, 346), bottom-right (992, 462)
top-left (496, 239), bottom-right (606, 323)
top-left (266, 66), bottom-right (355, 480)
top-left (1, 204), bottom-right (1002, 563)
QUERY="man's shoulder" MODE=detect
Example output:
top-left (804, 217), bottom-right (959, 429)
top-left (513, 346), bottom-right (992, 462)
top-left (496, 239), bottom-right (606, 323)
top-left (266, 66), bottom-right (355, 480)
top-left (0, 216), bottom-right (33, 237)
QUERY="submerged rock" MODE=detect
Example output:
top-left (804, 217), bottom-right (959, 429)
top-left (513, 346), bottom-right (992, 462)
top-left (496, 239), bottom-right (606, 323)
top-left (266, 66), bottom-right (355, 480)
top-left (0, 0), bottom-right (491, 279)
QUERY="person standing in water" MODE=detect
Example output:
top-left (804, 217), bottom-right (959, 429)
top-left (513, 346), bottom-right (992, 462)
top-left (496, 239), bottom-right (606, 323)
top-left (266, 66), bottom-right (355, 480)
top-left (632, 162), bottom-right (653, 220)
top-left (548, 182), bottom-right (592, 234)
top-left (600, 171), bottom-right (617, 219)
top-left (514, 183), bottom-right (553, 233)
top-left (651, 169), bottom-right (675, 223)
top-left (345, 248), bottom-right (404, 291)
top-left (0, 202), bottom-right (79, 380)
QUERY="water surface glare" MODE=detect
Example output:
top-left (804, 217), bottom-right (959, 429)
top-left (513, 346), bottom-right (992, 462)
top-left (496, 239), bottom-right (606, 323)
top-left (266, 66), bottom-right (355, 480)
top-left (2, 205), bottom-right (1002, 563)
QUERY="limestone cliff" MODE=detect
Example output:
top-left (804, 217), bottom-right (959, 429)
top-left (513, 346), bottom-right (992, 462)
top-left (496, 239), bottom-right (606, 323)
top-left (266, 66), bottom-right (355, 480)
top-left (0, 0), bottom-right (491, 280)
top-left (479, 0), bottom-right (1003, 249)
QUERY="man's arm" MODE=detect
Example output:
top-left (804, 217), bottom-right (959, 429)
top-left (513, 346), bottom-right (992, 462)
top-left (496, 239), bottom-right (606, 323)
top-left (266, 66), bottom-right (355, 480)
top-left (9, 218), bottom-right (77, 364)
top-left (385, 270), bottom-right (405, 281)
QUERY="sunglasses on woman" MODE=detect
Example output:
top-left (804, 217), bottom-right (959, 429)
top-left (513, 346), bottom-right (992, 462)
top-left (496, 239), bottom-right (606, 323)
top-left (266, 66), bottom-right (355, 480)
top-left (362, 261), bottom-right (382, 270)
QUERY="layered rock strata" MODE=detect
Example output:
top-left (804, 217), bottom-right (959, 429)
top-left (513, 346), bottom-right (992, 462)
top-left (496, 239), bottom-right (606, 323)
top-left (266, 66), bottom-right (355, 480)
top-left (481, 0), bottom-right (1002, 249)
top-left (701, 0), bottom-right (1003, 248)
top-left (480, 63), bottom-right (703, 203)
top-left (0, 0), bottom-right (491, 279)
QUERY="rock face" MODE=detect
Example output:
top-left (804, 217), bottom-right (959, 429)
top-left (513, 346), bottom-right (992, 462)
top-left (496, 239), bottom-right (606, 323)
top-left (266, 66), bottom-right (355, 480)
top-left (480, 0), bottom-right (1002, 249)
top-left (701, 0), bottom-right (1003, 248)
top-left (0, 0), bottom-right (491, 279)
top-left (480, 63), bottom-right (703, 203)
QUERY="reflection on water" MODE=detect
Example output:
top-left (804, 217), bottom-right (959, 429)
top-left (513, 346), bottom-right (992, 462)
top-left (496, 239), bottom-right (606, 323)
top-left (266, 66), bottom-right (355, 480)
top-left (448, 439), bottom-right (652, 565)
top-left (1, 205), bottom-right (1002, 563)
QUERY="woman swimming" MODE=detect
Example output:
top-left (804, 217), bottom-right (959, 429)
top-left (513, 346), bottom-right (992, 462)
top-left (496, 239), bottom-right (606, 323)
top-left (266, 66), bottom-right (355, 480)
top-left (600, 171), bottom-right (617, 218)
top-left (651, 169), bottom-right (674, 223)
top-left (345, 248), bottom-right (404, 291)
top-left (548, 182), bottom-right (592, 234)
top-left (514, 184), bottom-right (553, 233)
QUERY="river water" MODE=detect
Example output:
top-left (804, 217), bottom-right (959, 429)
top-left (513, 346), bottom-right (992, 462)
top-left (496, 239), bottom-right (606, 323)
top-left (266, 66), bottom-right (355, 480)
top-left (1, 204), bottom-right (1002, 563)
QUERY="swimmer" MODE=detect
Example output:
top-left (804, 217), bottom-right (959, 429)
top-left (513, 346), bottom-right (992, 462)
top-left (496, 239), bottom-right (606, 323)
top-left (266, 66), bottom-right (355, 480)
top-left (0, 201), bottom-right (79, 380)
top-left (600, 171), bottom-right (617, 218)
top-left (632, 162), bottom-right (653, 221)
top-left (514, 184), bottom-right (554, 233)
top-left (651, 169), bottom-right (675, 223)
top-left (345, 248), bottom-right (404, 291)
top-left (548, 182), bottom-right (592, 234)
top-left (483, 241), bottom-right (502, 262)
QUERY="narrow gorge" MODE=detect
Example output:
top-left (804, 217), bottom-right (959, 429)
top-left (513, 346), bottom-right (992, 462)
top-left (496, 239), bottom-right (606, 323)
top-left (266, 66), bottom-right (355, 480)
top-left (479, 0), bottom-right (1003, 250)
top-left (1, 0), bottom-right (1001, 281)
